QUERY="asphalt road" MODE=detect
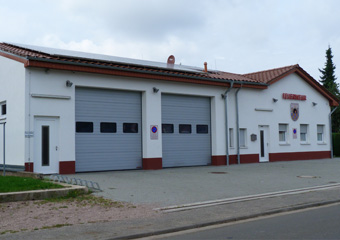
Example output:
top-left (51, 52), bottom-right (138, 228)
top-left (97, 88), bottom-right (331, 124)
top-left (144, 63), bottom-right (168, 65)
top-left (154, 203), bottom-right (340, 240)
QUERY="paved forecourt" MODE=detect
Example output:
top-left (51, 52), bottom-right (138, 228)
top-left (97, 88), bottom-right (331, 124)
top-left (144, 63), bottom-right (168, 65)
top-left (66, 158), bottom-right (340, 207)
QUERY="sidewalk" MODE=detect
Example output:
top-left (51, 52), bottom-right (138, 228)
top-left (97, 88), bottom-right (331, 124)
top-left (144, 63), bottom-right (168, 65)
top-left (2, 186), bottom-right (340, 240)
top-left (2, 159), bottom-right (340, 239)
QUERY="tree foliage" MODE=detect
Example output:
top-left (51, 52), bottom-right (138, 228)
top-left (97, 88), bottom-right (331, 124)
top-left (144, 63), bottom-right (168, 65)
top-left (319, 46), bottom-right (340, 132)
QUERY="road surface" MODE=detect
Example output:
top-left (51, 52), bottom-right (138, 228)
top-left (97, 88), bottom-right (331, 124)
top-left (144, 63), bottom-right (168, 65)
top-left (150, 203), bottom-right (340, 240)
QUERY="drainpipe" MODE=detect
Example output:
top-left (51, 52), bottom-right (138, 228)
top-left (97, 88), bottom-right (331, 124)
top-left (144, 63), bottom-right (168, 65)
top-left (223, 81), bottom-right (234, 166)
top-left (1, 122), bottom-right (5, 176)
top-left (235, 85), bottom-right (243, 165)
top-left (329, 103), bottom-right (340, 158)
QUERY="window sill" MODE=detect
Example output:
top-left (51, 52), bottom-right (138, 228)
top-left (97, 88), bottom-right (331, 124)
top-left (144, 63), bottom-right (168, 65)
top-left (279, 143), bottom-right (290, 146)
top-left (317, 142), bottom-right (327, 145)
top-left (300, 142), bottom-right (311, 145)
top-left (0, 116), bottom-right (6, 121)
top-left (240, 146), bottom-right (248, 149)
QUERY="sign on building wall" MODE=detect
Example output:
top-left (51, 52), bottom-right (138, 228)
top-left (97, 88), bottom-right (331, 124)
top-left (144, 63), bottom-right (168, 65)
top-left (293, 128), bottom-right (297, 139)
top-left (150, 125), bottom-right (158, 140)
top-left (282, 93), bottom-right (307, 101)
top-left (290, 103), bottom-right (299, 121)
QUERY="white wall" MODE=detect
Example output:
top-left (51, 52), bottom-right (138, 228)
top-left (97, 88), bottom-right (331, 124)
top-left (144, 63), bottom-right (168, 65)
top-left (27, 68), bottom-right (229, 165)
top-left (227, 73), bottom-right (331, 156)
top-left (0, 57), bottom-right (26, 166)
top-left (26, 68), bottom-right (332, 171)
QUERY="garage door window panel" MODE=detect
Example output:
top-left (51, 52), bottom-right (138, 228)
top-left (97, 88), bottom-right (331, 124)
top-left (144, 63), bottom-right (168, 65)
top-left (100, 122), bottom-right (117, 133)
top-left (196, 125), bottom-right (208, 134)
top-left (123, 123), bottom-right (138, 133)
top-left (179, 124), bottom-right (192, 134)
top-left (76, 122), bottom-right (93, 133)
top-left (162, 124), bottom-right (174, 133)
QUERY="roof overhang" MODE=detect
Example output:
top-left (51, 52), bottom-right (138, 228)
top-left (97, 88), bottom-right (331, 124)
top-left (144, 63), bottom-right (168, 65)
top-left (23, 57), bottom-right (268, 89)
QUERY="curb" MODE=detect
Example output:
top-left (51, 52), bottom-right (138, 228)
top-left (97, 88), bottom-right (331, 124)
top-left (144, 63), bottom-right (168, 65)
top-left (112, 199), bottom-right (340, 240)
top-left (0, 182), bottom-right (88, 203)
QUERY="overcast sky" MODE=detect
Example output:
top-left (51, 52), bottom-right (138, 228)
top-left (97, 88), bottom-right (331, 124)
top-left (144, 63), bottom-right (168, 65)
top-left (1, 0), bottom-right (339, 82)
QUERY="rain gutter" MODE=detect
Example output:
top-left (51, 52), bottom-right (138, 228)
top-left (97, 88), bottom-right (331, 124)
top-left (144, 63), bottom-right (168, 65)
top-left (329, 103), bottom-right (340, 158)
top-left (235, 85), bottom-right (243, 164)
top-left (0, 122), bottom-right (6, 176)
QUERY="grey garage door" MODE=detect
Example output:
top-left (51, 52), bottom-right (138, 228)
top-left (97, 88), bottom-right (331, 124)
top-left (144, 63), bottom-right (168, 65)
top-left (75, 87), bottom-right (142, 172)
top-left (161, 94), bottom-right (211, 167)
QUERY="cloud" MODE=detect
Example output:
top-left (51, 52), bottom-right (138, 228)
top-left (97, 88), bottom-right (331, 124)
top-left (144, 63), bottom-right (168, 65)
top-left (1, 0), bottom-right (340, 81)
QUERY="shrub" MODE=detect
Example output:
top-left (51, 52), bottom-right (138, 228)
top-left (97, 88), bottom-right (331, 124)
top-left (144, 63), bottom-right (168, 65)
top-left (332, 133), bottom-right (340, 157)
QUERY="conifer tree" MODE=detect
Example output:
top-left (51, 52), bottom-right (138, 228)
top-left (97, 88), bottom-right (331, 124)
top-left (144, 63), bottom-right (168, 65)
top-left (319, 46), bottom-right (339, 96)
top-left (319, 46), bottom-right (340, 132)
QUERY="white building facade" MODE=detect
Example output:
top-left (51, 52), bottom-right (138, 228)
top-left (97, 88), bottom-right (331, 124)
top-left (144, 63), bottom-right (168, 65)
top-left (0, 43), bottom-right (338, 174)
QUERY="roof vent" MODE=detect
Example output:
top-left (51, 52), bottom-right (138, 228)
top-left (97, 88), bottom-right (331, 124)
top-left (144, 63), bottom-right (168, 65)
top-left (167, 55), bottom-right (175, 65)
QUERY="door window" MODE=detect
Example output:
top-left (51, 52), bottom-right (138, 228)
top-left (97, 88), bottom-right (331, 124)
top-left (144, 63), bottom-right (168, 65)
top-left (41, 126), bottom-right (50, 166)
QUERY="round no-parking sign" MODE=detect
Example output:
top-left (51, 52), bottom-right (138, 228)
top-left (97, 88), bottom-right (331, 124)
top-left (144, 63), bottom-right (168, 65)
top-left (150, 125), bottom-right (158, 140)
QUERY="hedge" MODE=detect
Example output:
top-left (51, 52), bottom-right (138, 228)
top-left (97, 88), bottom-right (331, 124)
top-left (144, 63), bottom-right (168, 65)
top-left (332, 133), bottom-right (340, 157)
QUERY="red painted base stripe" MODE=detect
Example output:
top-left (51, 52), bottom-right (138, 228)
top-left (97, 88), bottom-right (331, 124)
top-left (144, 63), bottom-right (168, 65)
top-left (59, 161), bottom-right (76, 174)
top-left (211, 154), bottom-right (259, 165)
top-left (142, 158), bottom-right (162, 170)
top-left (25, 162), bottom-right (34, 172)
top-left (269, 151), bottom-right (331, 162)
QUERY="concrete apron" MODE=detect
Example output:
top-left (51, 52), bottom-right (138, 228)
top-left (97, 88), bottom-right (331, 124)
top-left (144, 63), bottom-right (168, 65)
top-left (68, 158), bottom-right (340, 207)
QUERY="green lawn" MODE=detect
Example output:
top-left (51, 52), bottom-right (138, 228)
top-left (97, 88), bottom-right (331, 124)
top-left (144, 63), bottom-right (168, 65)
top-left (0, 176), bottom-right (64, 193)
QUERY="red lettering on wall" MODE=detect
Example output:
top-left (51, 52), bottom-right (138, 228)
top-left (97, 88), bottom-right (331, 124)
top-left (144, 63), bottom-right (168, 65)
top-left (282, 93), bottom-right (307, 101)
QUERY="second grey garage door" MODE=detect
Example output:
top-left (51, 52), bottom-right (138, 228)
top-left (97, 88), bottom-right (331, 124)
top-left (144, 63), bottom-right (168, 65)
top-left (75, 88), bottom-right (142, 172)
top-left (161, 94), bottom-right (211, 167)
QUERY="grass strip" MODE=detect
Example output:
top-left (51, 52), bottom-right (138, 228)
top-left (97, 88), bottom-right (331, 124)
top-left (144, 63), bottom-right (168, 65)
top-left (0, 176), bottom-right (64, 193)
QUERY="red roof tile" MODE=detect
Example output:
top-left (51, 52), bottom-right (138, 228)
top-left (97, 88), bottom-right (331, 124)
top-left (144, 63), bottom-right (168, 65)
top-left (243, 64), bottom-right (299, 83)
top-left (244, 64), bottom-right (339, 106)
top-left (0, 42), bottom-right (261, 84)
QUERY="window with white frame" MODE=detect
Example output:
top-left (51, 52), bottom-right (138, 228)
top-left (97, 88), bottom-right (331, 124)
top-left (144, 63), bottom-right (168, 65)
top-left (229, 128), bottom-right (234, 148)
top-left (0, 102), bottom-right (6, 116)
top-left (279, 124), bottom-right (288, 143)
top-left (239, 128), bottom-right (247, 148)
top-left (300, 124), bottom-right (308, 142)
top-left (317, 125), bottom-right (324, 142)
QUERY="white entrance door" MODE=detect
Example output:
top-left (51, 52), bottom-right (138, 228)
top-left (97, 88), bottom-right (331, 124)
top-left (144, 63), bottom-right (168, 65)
top-left (34, 117), bottom-right (59, 174)
top-left (259, 125), bottom-right (269, 162)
